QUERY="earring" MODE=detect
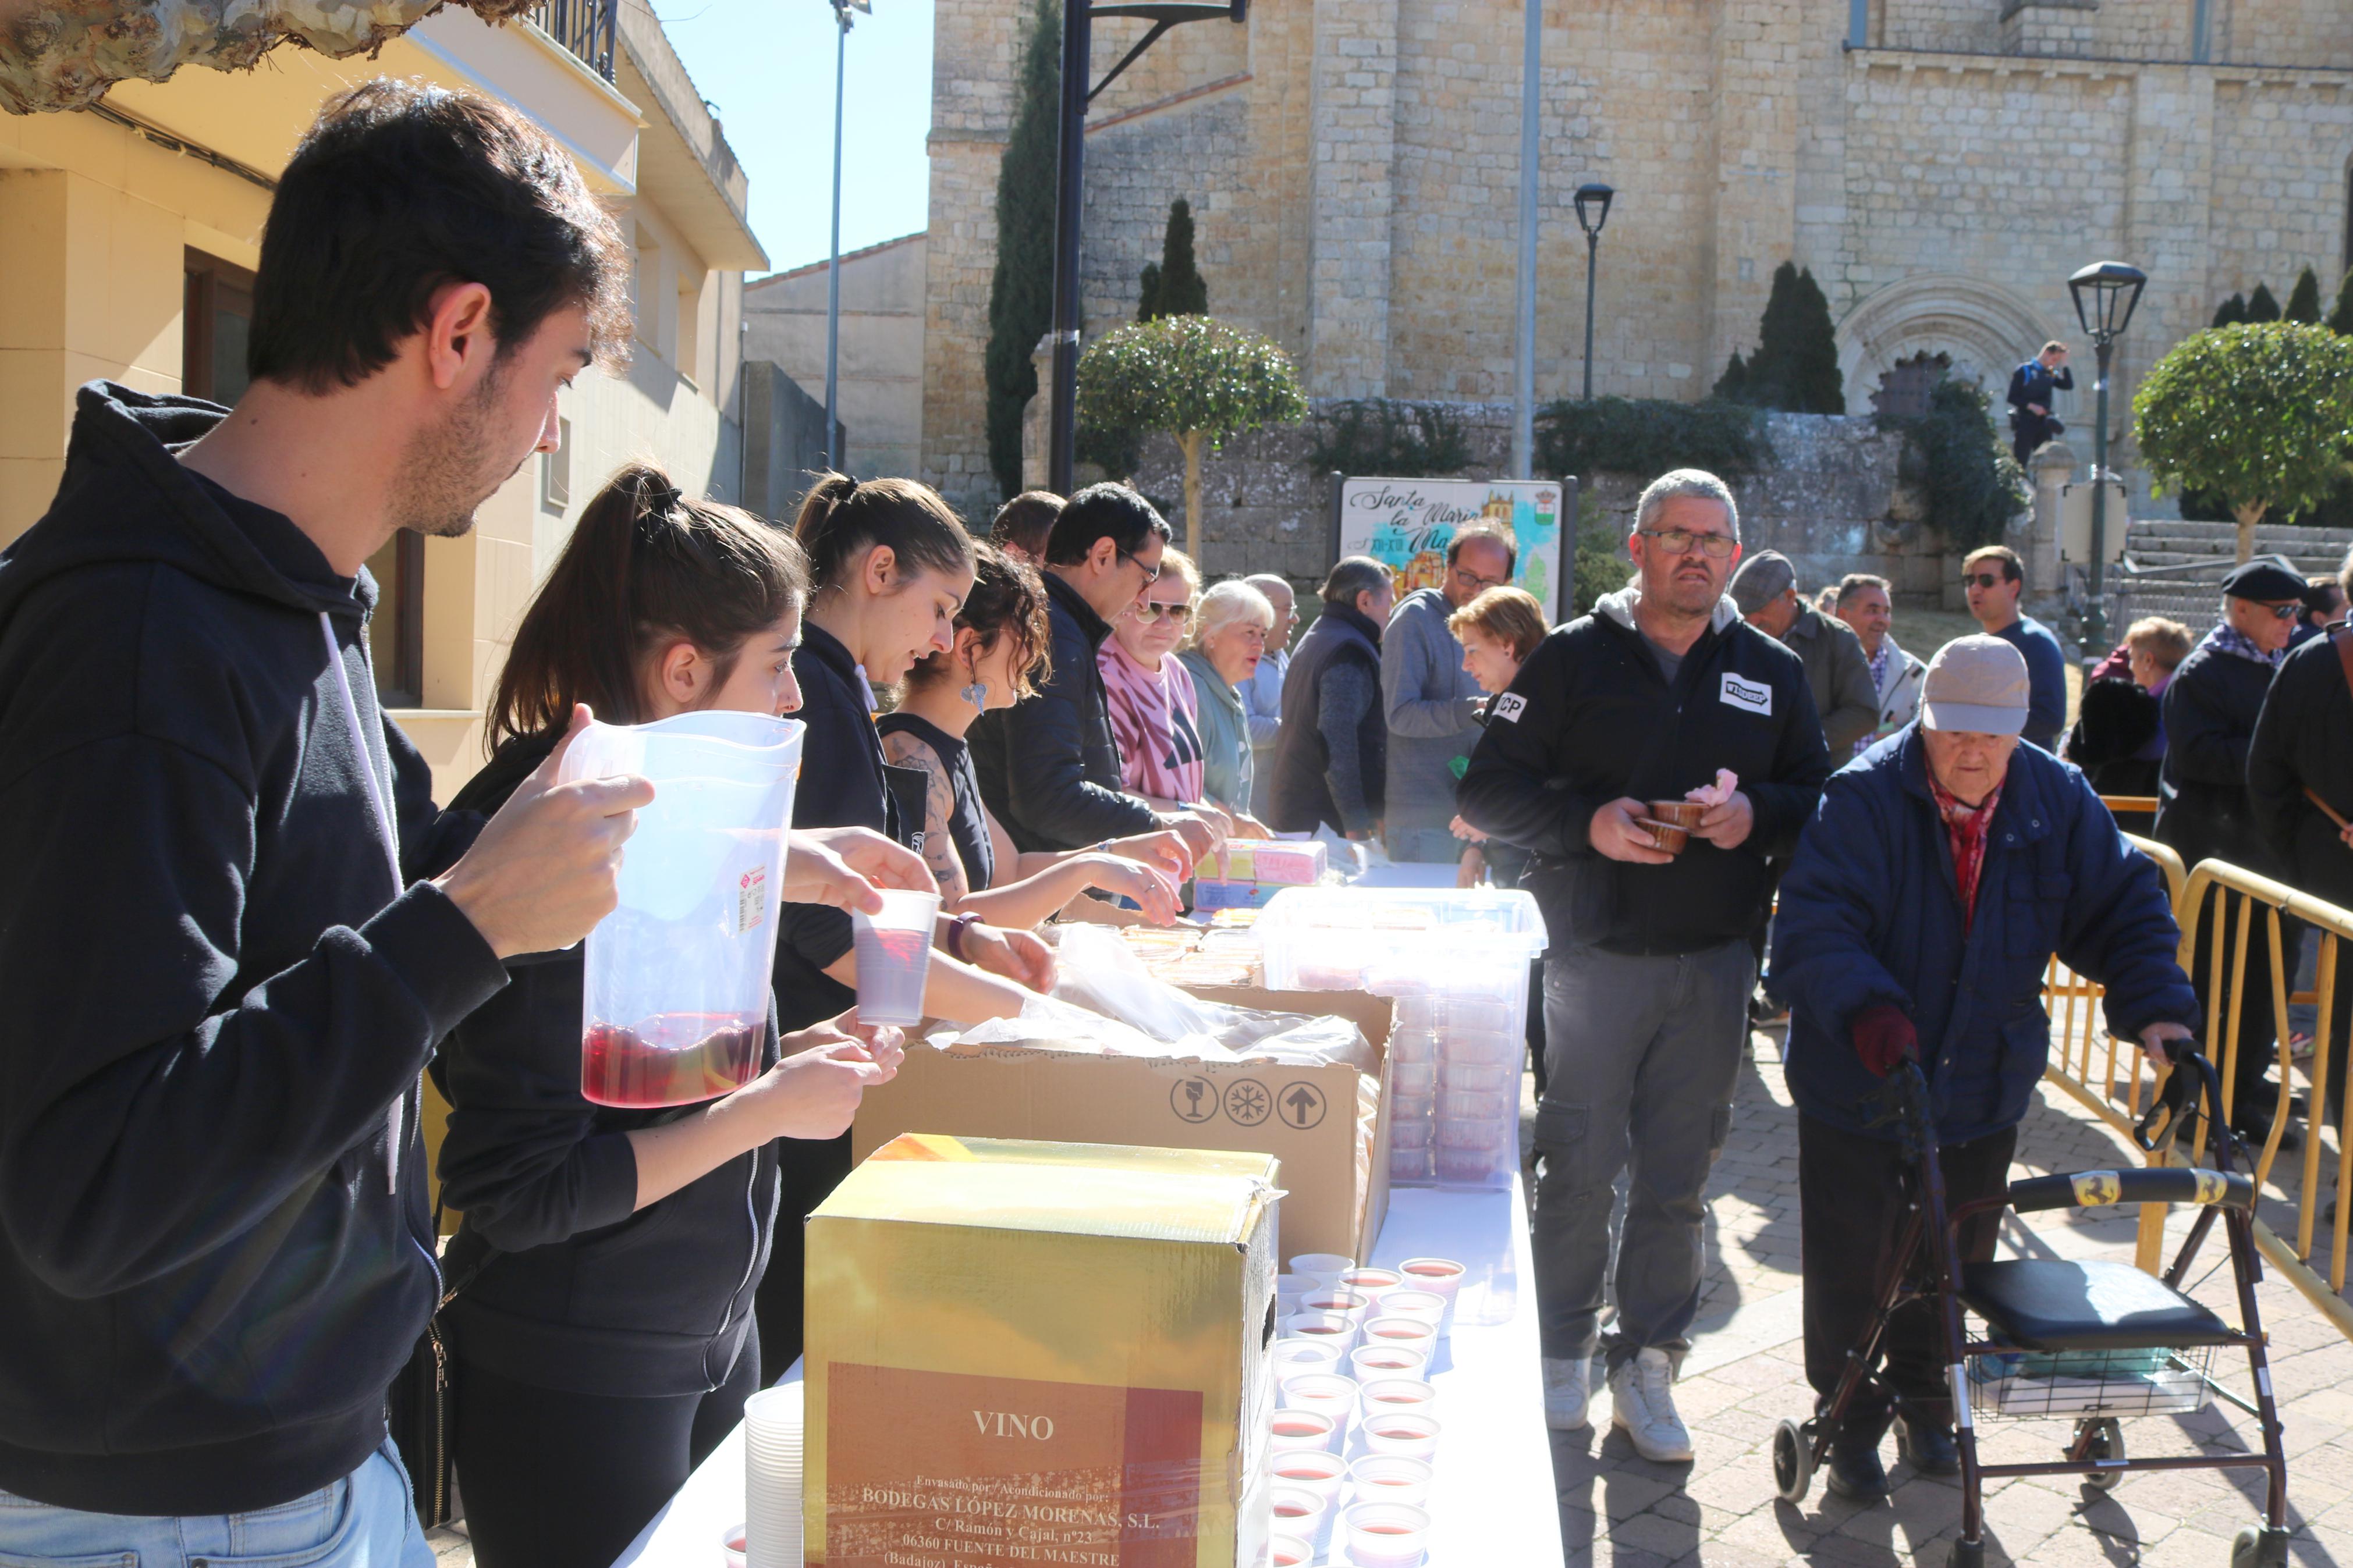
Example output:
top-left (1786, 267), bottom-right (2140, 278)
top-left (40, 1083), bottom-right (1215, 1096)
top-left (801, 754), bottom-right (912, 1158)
top-left (961, 680), bottom-right (988, 715)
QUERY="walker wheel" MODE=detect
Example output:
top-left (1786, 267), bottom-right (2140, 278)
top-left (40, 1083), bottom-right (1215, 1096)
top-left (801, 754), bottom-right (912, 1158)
top-left (1771, 1417), bottom-right (1813, 1505)
top-left (1946, 1538), bottom-right (1985, 1568)
top-left (2080, 1417), bottom-right (2125, 1491)
top-left (2231, 1526), bottom-right (2290, 1568)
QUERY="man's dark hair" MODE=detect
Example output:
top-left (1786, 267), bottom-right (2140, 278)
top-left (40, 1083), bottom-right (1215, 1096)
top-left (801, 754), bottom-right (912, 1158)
top-left (1044, 483), bottom-right (1171, 567)
top-left (990, 490), bottom-right (1064, 559)
top-left (1322, 556), bottom-right (1392, 609)
top-left (1446, 521), bottom-right (1518, 573)
top-left (1963, 544), bottom-right (2024, 585)
top-left (249, 79), bottom-right (631, 394)
top-left (1834, 572), bottom-right (1891, 608)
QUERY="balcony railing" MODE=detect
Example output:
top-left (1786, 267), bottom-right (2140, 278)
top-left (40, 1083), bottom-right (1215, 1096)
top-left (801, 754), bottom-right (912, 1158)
top-left (531, 0), bottom-right (617, 81)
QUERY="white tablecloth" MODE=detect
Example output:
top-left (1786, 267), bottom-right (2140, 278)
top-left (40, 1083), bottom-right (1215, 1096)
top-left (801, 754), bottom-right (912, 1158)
top-left (613, 1179), bottom-right (1558, 1567)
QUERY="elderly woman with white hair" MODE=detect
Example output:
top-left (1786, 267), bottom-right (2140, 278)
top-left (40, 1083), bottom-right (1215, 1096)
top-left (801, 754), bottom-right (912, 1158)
top-left (1179, 579), bottom-right (1279, 830)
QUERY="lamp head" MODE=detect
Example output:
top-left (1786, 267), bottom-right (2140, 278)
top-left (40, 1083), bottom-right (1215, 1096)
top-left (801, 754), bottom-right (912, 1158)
top-left (2068, 260), bottom-right (2148, 344)
top-left (1573, 183), bottom-right (1616, 239)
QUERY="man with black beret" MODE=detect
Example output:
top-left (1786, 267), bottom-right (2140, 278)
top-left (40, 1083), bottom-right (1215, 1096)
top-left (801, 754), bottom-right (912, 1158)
top-left (2156, 558), bottom-right (2307, 1143)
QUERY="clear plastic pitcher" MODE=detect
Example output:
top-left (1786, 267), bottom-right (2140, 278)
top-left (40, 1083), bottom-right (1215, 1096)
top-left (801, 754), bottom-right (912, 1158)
top-left (559, 712), bottom-right (804, 1107)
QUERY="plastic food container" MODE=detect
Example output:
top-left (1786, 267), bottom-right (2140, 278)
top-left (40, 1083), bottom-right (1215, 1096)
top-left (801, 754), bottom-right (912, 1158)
top-left (1440, 1089), bottom-right (1510, 1121)
top-left (563, 712), bottom-right (803, 1108)
top-left (1392, 1061), bottom-right (1438, 1096)
top-left (1388, 1147), bottom-right (1435, 1182)
top-left (1440, 1060), bottom-right (1514, 1093)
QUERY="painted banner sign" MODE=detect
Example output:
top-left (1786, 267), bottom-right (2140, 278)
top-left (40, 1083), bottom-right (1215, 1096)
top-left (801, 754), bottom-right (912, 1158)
top-left (1331, 477), bottom-right (1575, 623)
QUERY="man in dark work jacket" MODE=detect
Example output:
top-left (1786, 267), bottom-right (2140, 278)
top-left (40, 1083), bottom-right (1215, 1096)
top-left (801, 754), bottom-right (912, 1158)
top-left (1458, 468), bottom-right (1829, 1463)
top-left (2157, 559), bottom-right (2306, 1143)
top-left (971, 485), bottom-right (1216, 858)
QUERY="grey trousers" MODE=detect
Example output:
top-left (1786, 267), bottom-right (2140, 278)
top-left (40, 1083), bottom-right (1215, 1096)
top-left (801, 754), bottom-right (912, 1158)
top-left (1532, 937), bottom-right (1754, 1367)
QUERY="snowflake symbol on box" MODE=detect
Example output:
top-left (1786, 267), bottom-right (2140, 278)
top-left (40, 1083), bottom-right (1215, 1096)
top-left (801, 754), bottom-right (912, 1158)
top-left (1225, 1081), bottom-right (1272, 1126)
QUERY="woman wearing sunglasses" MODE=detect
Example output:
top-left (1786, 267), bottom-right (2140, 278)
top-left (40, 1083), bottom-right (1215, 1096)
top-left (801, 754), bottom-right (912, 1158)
top-left (1099, 549), bottom-right (1250, 838)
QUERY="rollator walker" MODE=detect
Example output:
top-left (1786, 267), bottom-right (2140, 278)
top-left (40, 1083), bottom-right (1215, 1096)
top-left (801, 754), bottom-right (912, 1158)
top-left (1769, 1041), bottom-right (2291, 1568)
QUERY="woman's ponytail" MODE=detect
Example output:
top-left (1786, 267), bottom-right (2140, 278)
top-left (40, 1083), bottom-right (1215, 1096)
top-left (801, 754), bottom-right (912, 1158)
top-left (792, 471), bottom-right (974, 596)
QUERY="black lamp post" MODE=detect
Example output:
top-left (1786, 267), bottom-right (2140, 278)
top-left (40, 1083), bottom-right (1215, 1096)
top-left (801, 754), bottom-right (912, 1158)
top-left (2066, 259), bottom-right (2148, 653)
top-left (1046, 2), bottom-right (1248, 496)
top-left (1573, 182), bottom-right (1614, 401)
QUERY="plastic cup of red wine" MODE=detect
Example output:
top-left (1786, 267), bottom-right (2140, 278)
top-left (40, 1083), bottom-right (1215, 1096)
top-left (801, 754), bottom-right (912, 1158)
top-left (851, 888), bottom-right (941, 1026)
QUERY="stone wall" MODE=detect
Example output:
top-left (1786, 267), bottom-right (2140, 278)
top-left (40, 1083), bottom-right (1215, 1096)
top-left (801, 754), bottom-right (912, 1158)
top-left (1120, 403), bottom-right (2006, 607)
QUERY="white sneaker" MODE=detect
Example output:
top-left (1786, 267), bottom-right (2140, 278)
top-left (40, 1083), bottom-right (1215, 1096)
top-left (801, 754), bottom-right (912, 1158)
top-left (1608, 1347), bottom-right (1695, 1462)
top-left (1542, 1356), bottom-right (1592, 1430)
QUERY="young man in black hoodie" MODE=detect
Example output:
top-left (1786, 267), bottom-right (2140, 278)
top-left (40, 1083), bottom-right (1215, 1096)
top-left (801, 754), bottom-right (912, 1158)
top-left (1458, 468), bottom-right (1830, 1463)
top-left (0, 82), bottom-right (655, 1558)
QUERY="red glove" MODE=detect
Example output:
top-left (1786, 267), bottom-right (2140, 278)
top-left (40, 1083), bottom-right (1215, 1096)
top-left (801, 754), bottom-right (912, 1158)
top-left (1851, 1003), bottom-right (1919, 1078)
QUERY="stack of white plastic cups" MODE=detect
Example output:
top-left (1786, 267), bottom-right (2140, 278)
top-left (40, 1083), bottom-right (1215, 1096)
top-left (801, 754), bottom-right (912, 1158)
top-left (742, 1385), bottom-right (806, 1568)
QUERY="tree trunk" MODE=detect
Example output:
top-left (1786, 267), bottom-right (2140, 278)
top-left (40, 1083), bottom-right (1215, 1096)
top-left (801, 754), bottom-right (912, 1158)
top-left (3, 0), bottom-right (533, 113)
top-left (1181, 430), bottom-right (1206, 564)
top-left (2234, 502), bottom-right (2266, 564)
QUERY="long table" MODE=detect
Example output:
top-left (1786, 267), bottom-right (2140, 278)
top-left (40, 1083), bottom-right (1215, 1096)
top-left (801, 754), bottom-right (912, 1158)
top-left (613, 1176), bottom-right (1559, 1566)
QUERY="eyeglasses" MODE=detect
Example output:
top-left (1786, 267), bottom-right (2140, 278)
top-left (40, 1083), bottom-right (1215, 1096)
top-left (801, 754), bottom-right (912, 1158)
top-left (1117, 547), bottom-right (1162, 585)
top-left (1451, 565), bottom-right (1510, 593)
top-left (1132, 600), bottom-right (1194, 625)
top-left (1961, 572), bottom-right (2011, 591)
top-left (1637, 528), bottom-right (1738, 560)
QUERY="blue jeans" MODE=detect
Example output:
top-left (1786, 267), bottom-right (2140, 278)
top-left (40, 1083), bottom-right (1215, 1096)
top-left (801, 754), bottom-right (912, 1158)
top-left (1386, 826), bottom-right (1467, 865)
top-left (0, 1441), bottom-right (431, 1567)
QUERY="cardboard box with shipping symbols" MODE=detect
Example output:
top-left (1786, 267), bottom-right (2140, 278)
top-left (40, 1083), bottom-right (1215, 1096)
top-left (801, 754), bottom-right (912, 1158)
top-left (804, 1135), bottom-right (1282, 1568)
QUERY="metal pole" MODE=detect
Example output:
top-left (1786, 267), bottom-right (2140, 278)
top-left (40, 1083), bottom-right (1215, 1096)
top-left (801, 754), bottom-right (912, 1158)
top-left (823, 2), bottom-right (848, 472)
top-left (1581, 229), bottom-right (1599, 401)
top-left (2088, 336), bottom-right (2113, 652)
top-left (1510, 0), bottom-right (1540, 477)
top-left (1047, 0), bottom-right (1092, 496)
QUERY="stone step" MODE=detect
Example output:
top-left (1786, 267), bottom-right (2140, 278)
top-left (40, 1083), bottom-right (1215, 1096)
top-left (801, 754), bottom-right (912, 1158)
top-left (2126, 520), bottom-right (2353, 551)
top-left (2125, 549), bottom-right (2348, 572)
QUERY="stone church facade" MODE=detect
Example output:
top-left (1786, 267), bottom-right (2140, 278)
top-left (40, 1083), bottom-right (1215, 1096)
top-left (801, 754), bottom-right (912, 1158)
top-left (921, 0), bottom-right (2353, 525)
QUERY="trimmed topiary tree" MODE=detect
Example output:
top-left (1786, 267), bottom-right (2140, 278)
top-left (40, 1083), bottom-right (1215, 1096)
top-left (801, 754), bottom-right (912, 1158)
top-left (1712, 351), bottom-right (1749, 401)
top-left (2245, 282), bottom-right (2283, 323)
top-left (1076, 315), bottom-right (1307, 564)
top-left (1138, 198), bottom-right (1207, 321)
top-left (1744, 262), bottom-right (1844, 413)
top-left (2213, 293), bottom-right (2248, 328)
top-left (2286, 267), bottom-right (2324, 325)
top-left (2330, 269), bottom-right (2353, 336)
top-left (982, 0), bottom-right (1062, 501)
top-left (2134, 322), bottom-right (2353, 561)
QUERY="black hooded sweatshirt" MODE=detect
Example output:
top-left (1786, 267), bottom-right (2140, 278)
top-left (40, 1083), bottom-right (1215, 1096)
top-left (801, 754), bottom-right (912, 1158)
top-left (0, 384), bottom-right (508, 1513)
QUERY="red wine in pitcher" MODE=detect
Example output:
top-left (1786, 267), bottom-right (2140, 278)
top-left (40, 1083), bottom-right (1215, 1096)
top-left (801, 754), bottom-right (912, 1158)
top-left (582, 1014), bottom-right (761, 1108)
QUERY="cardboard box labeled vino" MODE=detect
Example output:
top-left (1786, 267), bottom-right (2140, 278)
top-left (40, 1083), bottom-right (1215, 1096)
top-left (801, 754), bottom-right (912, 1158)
top-left (804, 1135), bottom-right (1281, 1568)
top-left (850, 987), bottom-right (1395, 1261)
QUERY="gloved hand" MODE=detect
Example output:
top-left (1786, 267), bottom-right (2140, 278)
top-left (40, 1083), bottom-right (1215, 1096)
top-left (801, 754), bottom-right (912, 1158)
top-left (1851, 1003), bottom-right (1919, 1079)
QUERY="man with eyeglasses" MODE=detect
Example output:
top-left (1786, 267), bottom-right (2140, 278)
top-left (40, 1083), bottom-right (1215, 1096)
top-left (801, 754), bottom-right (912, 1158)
top-left (1959, 545), bottom-right (2066, 751)
top-left (1382, 522), bottom-right (1519, 862)
top-left (969, 483), bottom-right (1220, 861)
top-left (2157, 558), bottom-right (2309, 1146)
top-left (1458, 469), bottom-right (1830, 1462)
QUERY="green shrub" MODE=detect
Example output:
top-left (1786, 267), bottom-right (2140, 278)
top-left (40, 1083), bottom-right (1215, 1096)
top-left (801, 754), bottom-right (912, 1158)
top-left (2246, 282), bottom-right (2283, 323)
top-left (2330, 269), bottom-right (2353, 336)
top-left (1303, 399), bottom-right (1472, 478)
top-left (1875, 379), bottom-right (2027, 552)
top-left (1534, 396), bottom-right (1771, 481)
top-left (2213, 293), bottom-right (2248, 328)
top-left (2285, 266), bottom-right (2324, 325)
top-left (981, 0), bottom-right (1060, 501)
top-left (1570, 509), bottom-right (1634, 616)
top-left (1711, 351), bottom-right (1748, 401)
top-left (1137, 198), bottom-right (1207, 321)
top-left (1740, 262), bottom-right (1844, 414)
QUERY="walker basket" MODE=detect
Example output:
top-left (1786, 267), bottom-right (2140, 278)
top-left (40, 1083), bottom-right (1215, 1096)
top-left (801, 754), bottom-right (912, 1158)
top-left (1966, 1342), bottom-right (2214, 1420)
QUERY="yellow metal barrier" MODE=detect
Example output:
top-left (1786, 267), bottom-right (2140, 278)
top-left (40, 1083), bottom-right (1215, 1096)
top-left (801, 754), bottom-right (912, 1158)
top-left (2039, 827), bottom-right (2353, 1341)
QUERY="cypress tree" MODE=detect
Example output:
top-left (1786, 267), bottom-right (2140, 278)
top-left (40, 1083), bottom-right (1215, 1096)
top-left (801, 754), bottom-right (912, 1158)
top-left (982, 0), bottom-right (1062, 501)
top-left (2213, 293), bottom-right (2248, 328)
top-left (1712, 350), bottom-right (1749, 402)
top-left (2330, 269), bottom-right (2353, 336)
top-left (2285, 266), bottom-right (2324, 324)
top-left (2245, 282), bottom-right (2282, 322)
top-left (1145, 198), bottom-right (1208, 318)
top-left (1747, 262), bottom-right (1844, 413)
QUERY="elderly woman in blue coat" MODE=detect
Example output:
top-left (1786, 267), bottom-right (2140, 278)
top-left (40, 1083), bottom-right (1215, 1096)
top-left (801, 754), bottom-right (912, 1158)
top-left (1768, 635), bottom-right (2197, 1502)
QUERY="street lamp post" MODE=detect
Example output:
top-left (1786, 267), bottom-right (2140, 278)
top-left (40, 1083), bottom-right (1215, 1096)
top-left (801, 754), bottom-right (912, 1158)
top-left (1573, 183), bottom-right (1613, 402)
top-left (1047, 2), bottom-right (1249, 496)
top-left (2066, 259), bottom-right (2149, 655)
top-left (822, 0), bottom-right (869, 472)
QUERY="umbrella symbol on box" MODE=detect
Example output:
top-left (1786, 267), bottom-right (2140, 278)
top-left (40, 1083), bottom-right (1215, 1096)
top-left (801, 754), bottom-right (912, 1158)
top-left (1279, 1082), bottom-right (1326, 1130)
top-left (1225, 1081), bottom-right (1272, 1126)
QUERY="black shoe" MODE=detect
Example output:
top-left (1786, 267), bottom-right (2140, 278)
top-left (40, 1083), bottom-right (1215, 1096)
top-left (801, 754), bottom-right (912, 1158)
top-left (2231, 1110), bottom-right (2300, 1152)
top-left (1825, 1437), bottom-right (1889, 1500)
top-left (1896, 1414), bottom-right (1959, 1475)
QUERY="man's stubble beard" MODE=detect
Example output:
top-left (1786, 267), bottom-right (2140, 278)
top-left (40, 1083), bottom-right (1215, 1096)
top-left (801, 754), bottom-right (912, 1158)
top-left (392, 362), bottom-right (529, 540)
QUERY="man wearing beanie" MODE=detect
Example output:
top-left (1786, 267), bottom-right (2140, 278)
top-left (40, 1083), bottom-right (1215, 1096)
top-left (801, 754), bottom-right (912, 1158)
top-left (1731, 551), bottom-right (1879, 758)
top-left (2157, 558), bottom-right (2306, 1145)
top-left (1771, 635), bottom-right (2194, 1501)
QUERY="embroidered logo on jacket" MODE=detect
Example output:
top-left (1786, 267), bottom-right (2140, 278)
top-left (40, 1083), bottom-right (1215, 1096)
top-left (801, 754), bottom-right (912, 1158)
top-left (1720, 673), bottom-right (1772, 716)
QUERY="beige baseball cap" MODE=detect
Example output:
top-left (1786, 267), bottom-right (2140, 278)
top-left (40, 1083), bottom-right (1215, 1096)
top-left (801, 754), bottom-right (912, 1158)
top-left (1920, 635), bottom-right (2031, 736)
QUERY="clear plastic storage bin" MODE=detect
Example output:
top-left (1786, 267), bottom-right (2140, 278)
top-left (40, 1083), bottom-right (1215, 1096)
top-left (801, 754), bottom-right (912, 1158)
top-left (1254, 887), bottom-right (1548, 1189)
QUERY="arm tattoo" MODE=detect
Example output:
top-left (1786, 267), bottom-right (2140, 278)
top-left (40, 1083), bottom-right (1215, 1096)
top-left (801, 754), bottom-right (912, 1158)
top-left (882, 731), bottom-right (971, 900)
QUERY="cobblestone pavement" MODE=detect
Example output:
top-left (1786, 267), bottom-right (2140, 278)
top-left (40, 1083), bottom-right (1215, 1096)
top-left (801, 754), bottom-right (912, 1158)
top-left (1538, 1026), bottom-right (2353, 1568)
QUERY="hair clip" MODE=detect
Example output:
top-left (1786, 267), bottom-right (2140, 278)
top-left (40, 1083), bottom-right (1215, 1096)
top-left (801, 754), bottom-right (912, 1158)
top-left (642, 476), bottom-right (684, 515)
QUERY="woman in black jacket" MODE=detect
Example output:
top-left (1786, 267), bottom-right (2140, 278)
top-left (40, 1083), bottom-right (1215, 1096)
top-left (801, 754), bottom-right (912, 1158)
top-left (436, 465), bottom-right (907, 1568)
